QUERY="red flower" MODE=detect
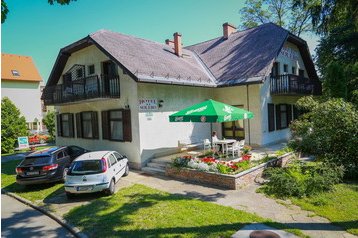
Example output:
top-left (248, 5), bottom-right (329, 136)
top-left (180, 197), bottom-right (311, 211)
top-left (201, 157), bottom-right (216, 163)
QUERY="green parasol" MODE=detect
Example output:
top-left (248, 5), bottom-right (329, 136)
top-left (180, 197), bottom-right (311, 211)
top-left (169, 99), bottom-right (254, 123)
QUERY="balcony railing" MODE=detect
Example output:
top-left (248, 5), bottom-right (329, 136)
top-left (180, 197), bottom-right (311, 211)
top-left (42, 75), bottom-right (120, 105)
top-left (270, 74), bottom-right (321, 95)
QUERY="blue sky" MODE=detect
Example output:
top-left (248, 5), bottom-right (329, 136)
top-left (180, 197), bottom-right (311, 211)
top-left (1, 0), bottom-right (318, 82)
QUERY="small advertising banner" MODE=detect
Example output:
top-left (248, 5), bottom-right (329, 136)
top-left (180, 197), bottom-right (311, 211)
top-left (18, 136), bottom-right (29, 149)
top-left (139, 99), bottom-right (158, 111)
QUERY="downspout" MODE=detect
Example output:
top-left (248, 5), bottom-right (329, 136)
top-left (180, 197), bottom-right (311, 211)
top-left (246, 85), bottom-right (251, 145)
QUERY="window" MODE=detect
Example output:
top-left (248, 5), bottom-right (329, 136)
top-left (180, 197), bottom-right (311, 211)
top-left (11, 70), bottom-right (20, 76)
top-left (268, 103), bottom-right (275, 132)
top-left (108, 154), bottom-right (117, 166)
top-left (114, 152), bottom-right (123, 162)
top-left (271, 62), bottom-right (279, 77)
top-left (57, 113), bottom-right (74, 137)
top-left (88, 65), bottom-right (95, 75)
top-left (275, 104), bottom-right (292, 130)
top-left (299, 69), bottom-right (305, 78)
top-left (76, 68), bottom-right (84, 78)
top-left (292, 66), bottom-right (296, 75)
top-left (102, 109), bottom-right (132, 142)
top-left (57, 151), bottom-right (65, 159)
top-left (76, 111), bottom-right (99, 139)
top-left (283, 64), bottom-right (288, 73)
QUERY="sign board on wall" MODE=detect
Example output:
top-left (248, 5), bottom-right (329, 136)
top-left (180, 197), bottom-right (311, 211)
top-left (139, 99), bottom-right (158, 111)
top-left (18, 136), bottom-right (29, 149)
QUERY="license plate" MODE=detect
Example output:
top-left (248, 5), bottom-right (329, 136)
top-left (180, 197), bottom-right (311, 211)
top-left (77, 186), bottom-right (92, 191)
top-left (26, 171), bottom-right (39, 176)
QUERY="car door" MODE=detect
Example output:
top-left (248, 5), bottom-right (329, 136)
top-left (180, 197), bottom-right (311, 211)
top-left (114, 152), bottom-right (126, 177)
top-left (107, 154), bottom-right (120, 182)
top-left (56, 151), bottom-right (68, 179)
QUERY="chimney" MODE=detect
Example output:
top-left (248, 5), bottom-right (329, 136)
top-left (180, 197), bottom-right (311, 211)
top-left (173, 32), bottom-right (182, 57)
top-left (165, 39), bottom-right (175, 48)
top-left (223, 22), bottom-right (236, 39)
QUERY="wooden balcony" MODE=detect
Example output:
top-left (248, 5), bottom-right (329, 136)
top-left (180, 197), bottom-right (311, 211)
top-left (270, 74), bottom-right (321, 96)
top-left (42, 75), bottom-right (120, 105)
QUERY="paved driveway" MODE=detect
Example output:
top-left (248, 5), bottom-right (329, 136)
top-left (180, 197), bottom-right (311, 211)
top-left (1, 194), bottom-right (73, 238)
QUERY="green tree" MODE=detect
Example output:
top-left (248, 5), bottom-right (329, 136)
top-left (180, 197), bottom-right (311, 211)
top-left (42, 111), bottom-right (56, 140)
top-left (290, 97), bottom-right (358, 178)
top-left (239, 0), bottom-right (312, 36)
top-left (1, 97), bottom-right (28, 154)
top-left (323, 61), bottom-right (347, 99)
top-left (1, 0), bottom-right (76, 24)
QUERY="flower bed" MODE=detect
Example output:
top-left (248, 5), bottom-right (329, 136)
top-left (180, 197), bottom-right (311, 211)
top-left (166, 152), bottom-right (295, 189)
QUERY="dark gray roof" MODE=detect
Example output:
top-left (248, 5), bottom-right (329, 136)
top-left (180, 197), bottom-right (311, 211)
top-left (90, 30), bottom-right (215, 87)
top-left (186, 23), bottom-right (289, 86)
top-left (46, 23), bottom-right (317, 88)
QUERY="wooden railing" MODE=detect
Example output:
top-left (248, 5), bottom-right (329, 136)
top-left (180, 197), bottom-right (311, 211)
top-left (42, 75), bottom-right (120, 105)
top-left (270, 74), bottom-right (320, 95)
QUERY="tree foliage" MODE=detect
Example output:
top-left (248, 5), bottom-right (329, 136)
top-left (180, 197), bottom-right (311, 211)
top-left (290, 97), bottom-right (358, 178)
top-left (42, 111), bottom-right (56, 140)
top-left (239, 0), bottom-right (312, 36)
top-left (1, 0), bottom-right (76, 24)
top-left (1, 97), bottom-right (28, 154)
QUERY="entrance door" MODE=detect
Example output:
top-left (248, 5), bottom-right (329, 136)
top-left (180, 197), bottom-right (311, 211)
top-left (221, 105), bottom-right (245, 140)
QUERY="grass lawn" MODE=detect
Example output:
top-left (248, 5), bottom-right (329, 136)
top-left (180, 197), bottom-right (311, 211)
top-left (291, 182), bottom-right (358, 236)
top-left (65, 184), bottom-right (307, 238)
top-left (1, 159), bottom-right (64, 203)
top-left (1, 145), bottom-right (54, 156)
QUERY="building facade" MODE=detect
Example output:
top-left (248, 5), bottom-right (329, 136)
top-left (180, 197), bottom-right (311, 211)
top-left (42, 23), bottom-right (321, 169)
top-left (1, 53), bottom-right (43, 131)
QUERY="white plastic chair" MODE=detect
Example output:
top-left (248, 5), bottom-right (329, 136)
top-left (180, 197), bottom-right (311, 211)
top-left (203, 139), bottom-right (211, 152)
top-left (228, 140), bottom-right (245, 156)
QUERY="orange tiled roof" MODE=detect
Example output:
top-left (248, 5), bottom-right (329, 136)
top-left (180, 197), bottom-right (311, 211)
top-left (1, 53), bottom-right (42, 82)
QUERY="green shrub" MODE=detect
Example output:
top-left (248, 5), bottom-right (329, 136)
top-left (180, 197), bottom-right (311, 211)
top-left (172, 156), bottom-right (192, 168)
top-left (263, 161), bottom-right (344, 198)
top-left (217, 163), bottom-right (233, 174)
top-left (290, 97), bottom-right (358, 178)
top-left (235, 160), bottom-right (251, 170)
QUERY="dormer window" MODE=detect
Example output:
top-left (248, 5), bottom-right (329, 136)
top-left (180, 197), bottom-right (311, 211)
top-left (11, 70), bottom-right (20, 76)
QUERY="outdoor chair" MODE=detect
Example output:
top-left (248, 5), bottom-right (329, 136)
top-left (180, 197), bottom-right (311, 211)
top-left (203, 139), bottom-right (211, 152)
top-left (227, 140), bottom-right (245, 156)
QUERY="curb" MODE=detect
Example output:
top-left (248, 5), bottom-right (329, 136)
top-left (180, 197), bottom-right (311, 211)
top-left (1, 189), bottom-right (88, 238)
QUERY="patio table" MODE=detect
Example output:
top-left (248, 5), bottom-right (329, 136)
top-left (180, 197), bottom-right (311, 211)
top-left (214, 139), bottom-right (236, 154)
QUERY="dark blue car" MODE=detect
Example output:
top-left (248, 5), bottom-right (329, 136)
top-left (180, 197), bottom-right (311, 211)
top-left (16, 146), bottom-right (89, 185)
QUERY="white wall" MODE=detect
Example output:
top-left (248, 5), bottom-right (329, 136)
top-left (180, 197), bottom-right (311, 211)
top-left (1, 80), bottom-right (42, 124)
top-left (137, 83), bottom-right (213, 161)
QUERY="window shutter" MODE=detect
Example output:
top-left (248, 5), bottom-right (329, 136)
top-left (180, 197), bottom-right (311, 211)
top-left (102, 111), bottom-right (109, 140)
top-left (268, 103), bottom-right (275, 132)
top-left (275, 104), bottom-right (281, 130)
top-left (92, 111), bottom-right (99, 139)
top-left (76, 113), bottom-right (82, 138)
top-left (57, 114), bottom-right (62, 137)
top-left (68, 113), bottom-right (75, 138)
top-left (123, 109), bottom-right (132, 142)
top-left (293, 105), bottom-right (299, 120)
top-left (287, 104), bottom-right (292, 126)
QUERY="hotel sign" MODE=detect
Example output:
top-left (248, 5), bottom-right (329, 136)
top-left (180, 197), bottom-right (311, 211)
top-left (139, 99), bottom-right (158, 111)
top-left (280, 47), bottom-right (299, 60)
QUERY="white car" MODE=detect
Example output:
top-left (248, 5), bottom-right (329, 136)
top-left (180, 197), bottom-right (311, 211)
top-left (64, 151), bottom-right (129, 198)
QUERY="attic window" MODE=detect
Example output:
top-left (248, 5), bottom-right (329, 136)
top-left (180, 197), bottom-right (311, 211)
top-left (11, 70), bottom-right (20, 76)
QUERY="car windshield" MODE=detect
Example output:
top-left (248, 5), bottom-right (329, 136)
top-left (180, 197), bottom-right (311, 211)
top-left (70, 160), bottom-right (102, 175)
top-left (21, 156), bottom-right (52, 166)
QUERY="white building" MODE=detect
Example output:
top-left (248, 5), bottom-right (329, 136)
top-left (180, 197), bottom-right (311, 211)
top-left (1, 53), bottom-right (43, 131)
top-left (42, 23), bottom-right (321, 169)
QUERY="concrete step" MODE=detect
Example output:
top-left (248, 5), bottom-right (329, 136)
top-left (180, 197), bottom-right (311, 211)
top-left (151, 157), bottom-right (173, 164)
top-left (147, 162), bottom-right (167, 169)
top-left (141, 166), bottom-right (166, 175)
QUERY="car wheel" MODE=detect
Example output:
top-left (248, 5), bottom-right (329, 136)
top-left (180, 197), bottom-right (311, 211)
top-left (66, 192), bottom-right (75, 199)
top-left (105, 178), bottom-right (115, 196)
top-left (123, 164), bottom-right (129, 177)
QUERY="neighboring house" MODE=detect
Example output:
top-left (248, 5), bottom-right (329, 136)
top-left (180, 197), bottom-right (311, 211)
top-left (2, 53), bottom-right (43, 131)
top-left (42, 23), bottom-right (321, 169)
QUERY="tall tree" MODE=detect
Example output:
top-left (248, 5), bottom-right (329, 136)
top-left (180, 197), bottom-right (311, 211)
top-left (42, 111), bottom-right (56, 140)
top-left (239, 0), bottom-right (312, 36)
top-left (1, 0), bottom-right (76, 24)
top-left (1, 97), bottom-right (28, 153)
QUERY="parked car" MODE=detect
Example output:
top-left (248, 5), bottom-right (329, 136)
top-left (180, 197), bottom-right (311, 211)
top-left (64, 151), bottom-right (129, 199)
top-left (15, 146), bottom-right (89, 185)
